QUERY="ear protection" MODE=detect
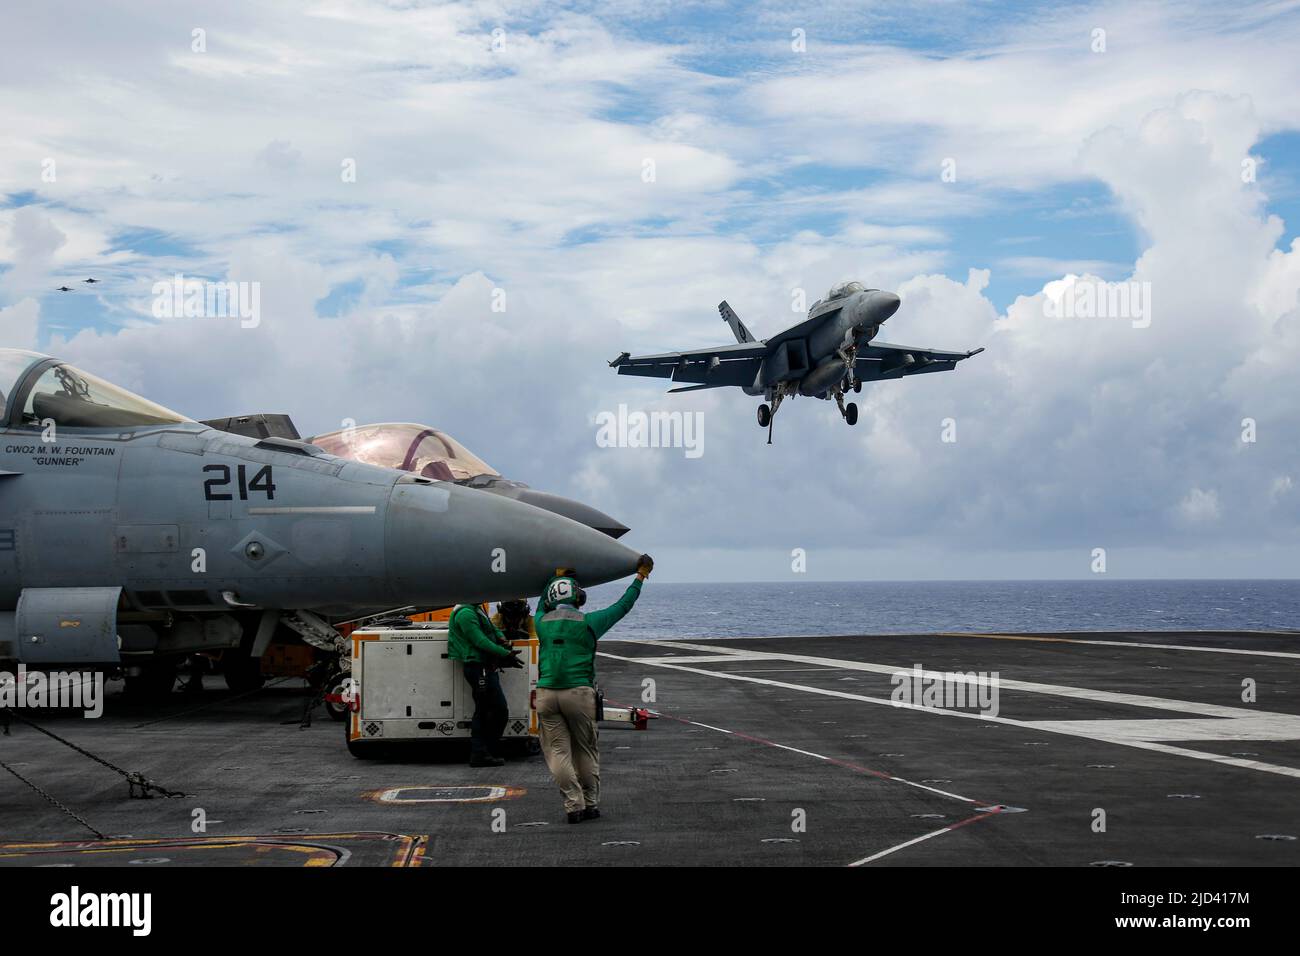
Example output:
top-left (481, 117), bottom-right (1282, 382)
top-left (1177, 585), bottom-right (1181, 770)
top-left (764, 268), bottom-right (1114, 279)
top-left (545, 576), bottom-right (586, 609)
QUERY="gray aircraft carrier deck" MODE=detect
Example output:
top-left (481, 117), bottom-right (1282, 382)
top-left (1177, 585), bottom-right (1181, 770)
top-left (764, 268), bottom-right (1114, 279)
top-left (1, 630), bottom-right (1298, 867)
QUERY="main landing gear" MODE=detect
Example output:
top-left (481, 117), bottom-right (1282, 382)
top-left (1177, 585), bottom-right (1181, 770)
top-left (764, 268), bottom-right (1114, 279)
top-left (757, 389), bottom-right (787, 444)
top-left (833, 385), bottom-right (858, 426)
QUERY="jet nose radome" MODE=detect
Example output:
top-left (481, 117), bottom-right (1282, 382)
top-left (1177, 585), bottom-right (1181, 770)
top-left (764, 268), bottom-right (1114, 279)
top-left (512, 488), bottom-right (631, 539)
top-left (384, 478), bottom-right (641, 606)
top-left (873, 291), bottom-right (901, 322)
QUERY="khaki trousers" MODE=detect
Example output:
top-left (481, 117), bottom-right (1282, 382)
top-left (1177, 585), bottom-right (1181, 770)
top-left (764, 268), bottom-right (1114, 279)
top-left (536, 686), bottom-right (599, 813)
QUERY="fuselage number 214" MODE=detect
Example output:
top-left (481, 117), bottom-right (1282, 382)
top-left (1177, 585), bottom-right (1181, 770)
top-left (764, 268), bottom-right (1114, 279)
top-left (203, 464), bottom-right (276, 501)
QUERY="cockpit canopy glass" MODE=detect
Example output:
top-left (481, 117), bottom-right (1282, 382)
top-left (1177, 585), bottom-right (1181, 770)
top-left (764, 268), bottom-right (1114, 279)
top-left (827, 280), bottom-right (867, 300)
top-left (20, 362), bottom-right (189, 429)
top-left (310, 422), bottom-right (500, 482)
top-left (0, 349), bottom-right (46, 420)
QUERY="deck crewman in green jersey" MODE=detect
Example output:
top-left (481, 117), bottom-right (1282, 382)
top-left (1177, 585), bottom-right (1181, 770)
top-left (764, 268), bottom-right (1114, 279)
top-left (535, 554), bottom-right (653, 823)
top-left (448, 602), bottom-right (524, 767)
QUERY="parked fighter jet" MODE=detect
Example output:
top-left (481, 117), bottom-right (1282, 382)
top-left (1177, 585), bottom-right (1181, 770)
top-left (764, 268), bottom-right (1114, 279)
top-left (610, 282), bottom-right (983, 442)
top-left (202, 419), bottom-right (629, 539)
top-left (0, 349), bottom-right (642, 693)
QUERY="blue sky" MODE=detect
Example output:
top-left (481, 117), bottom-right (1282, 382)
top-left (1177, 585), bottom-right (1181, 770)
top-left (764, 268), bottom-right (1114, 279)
top-left (3, 0), bottom-right (1300, 581)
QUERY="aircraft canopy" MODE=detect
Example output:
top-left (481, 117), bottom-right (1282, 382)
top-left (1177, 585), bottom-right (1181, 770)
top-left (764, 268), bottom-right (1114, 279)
top-left (826, 280), bottom-right (867, 300)
top-left (0, 350), bottom-right (189, 428)
top-left (0, 349), bottom-right (47, 420)
top-left (311, 422), bottom-right (500, 482)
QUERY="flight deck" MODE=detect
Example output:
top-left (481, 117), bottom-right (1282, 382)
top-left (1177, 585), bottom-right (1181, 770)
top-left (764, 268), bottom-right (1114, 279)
top-left (1, 630), bottom-right (1297, 867)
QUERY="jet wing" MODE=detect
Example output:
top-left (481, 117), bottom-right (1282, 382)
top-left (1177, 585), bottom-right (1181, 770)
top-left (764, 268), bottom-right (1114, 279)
top-left (856, 343), bottom-right (984, 381)
top-left (610, 341), bottom-right (767, 389)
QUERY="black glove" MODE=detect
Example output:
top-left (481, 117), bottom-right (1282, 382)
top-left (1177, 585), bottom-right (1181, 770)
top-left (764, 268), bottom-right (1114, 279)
top-left (502, 649), bottom-right (525, 669)
top-left (636, 553), bottom-right (654, 579)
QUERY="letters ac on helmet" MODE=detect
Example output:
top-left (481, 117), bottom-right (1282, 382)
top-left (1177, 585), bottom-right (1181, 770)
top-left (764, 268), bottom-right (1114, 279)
top-left (544, 576), bottom-right (586, 610)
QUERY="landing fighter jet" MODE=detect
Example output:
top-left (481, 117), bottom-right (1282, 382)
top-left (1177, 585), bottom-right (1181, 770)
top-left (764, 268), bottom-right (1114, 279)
top-left (0, 349), bottom-right (642, 693)
top-left (610, 281), bottom-right (983, 441)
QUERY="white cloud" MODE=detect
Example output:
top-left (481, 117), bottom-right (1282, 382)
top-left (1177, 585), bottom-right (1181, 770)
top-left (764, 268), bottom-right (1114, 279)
top-left (0, 208), bottom-right (67, 297)
top-left (4, 1), bottom-right (1300, 580)
top-left (1178, 487), bottom-right (1221, 524)
top-left (0, 300), bottom-right (40, 352)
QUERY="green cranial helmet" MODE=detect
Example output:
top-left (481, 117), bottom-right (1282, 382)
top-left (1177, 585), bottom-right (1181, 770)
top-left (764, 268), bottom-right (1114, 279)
top-left (544, 575), bottom-right (586, 610)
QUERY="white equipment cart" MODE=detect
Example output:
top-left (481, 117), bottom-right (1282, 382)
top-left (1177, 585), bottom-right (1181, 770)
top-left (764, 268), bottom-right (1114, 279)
top-left (343, 620), bottom-right (538, 757)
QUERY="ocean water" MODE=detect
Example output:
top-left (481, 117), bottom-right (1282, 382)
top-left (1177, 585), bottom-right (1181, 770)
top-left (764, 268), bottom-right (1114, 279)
top-left (576, 579), bottom-right (1300, 641)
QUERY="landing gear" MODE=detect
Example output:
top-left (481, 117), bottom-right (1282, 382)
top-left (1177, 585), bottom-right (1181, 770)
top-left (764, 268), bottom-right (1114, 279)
top-left (833, 386), bottom-right (859, 426)
top-left (838, 342), bottom-right (861, 394)
top-left (222, 646), bottom-right (265, 692)
top-left (324, 675), bottom-right (350, 722)
top-left (758, 389), bottom-right (787, 444)
top-left (123, 659), bottom-right (179, 703)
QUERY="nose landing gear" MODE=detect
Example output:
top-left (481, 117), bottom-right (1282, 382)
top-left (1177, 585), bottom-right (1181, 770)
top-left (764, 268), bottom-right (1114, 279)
top-left (838, 343), bottom-right (863, 394)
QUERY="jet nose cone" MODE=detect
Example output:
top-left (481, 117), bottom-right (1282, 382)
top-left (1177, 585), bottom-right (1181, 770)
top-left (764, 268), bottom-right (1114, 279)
top-left (513, 488), bottom-right (631, 539)
top-left (874, 291), bottom-right (901, 321)
top-left (385, 478), bottom-right (641, 605)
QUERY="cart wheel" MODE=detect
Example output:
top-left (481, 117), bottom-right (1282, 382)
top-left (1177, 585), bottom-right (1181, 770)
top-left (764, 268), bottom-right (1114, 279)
top-left (526, 738), bottom-right (542, 756)
top-left (344, 722), bottom-right (381, 758)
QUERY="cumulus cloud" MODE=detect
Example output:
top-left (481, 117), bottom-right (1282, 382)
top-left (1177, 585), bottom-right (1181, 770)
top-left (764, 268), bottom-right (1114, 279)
top-left (3, 1), bottom-right (1300, 580)
top-left (1, 207), bottom-right (66, 297)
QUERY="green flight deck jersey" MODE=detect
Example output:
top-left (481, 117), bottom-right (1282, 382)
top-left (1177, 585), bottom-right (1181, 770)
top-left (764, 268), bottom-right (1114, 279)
top-left (535, 577), bottom-right (642, 689)
top-left (448, 604), bottom-right (512, 665)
